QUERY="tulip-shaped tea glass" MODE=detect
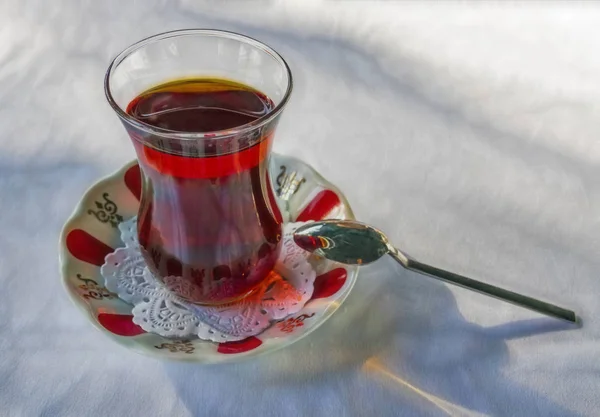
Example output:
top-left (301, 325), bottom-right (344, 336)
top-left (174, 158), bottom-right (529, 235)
top-left (105, 30), bottom-right (293, 305)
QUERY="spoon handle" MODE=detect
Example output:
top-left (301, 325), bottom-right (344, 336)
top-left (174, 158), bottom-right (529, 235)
top-left (388, 249), bottom-right (579, 324)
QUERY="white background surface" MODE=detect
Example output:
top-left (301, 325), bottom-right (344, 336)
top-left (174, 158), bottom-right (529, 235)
top-left (1, 1), bottom-right (599, 416)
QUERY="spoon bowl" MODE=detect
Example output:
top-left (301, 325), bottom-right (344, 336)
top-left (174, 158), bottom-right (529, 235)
top-left (293, 220), bottom-right (389, 265)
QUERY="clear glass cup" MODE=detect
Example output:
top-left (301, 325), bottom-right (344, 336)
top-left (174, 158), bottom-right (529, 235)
top-left (105, 29), bottom-right (293, 305)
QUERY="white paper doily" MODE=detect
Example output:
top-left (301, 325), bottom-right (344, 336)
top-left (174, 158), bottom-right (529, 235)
top-left (100, 217), bottom-right (316, 342)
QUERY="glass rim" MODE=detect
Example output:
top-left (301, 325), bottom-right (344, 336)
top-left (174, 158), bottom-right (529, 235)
top-left (104, 29), bottom-right (293, 140)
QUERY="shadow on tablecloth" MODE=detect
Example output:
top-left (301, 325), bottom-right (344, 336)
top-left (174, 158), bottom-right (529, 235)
top-left (164, 256), bottom-right (576, 417)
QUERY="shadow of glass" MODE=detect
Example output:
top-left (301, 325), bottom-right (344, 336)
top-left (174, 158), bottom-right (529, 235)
top-left (165, 257), bottom-right (576, 416)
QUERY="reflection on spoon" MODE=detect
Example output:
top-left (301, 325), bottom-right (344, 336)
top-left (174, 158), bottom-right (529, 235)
top-left (293, 220), bottom-right (579, 325)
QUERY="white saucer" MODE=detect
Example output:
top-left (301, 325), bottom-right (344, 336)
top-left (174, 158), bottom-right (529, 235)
top-left (59, 154), bottom-right (359, 363)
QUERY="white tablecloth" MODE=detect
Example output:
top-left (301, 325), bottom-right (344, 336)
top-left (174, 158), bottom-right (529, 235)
top-left (2, 2), bottom-right (599, 416)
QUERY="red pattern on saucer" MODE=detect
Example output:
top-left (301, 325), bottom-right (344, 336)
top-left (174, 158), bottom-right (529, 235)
top-left (311, 268), bottom-right (348, 300)
top-left (66, 230), bottom-right (114, 266)
top-left (296, 190), bottom-right (341, 222)
top-left (124, 165), bottom-right (142, 201)
top-left (217, 337), bottom-right (263, 354)
top-left (98, 313), bottom-right (146, 336)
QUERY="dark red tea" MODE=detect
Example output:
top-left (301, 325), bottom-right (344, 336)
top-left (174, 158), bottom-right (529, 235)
top-left (126, 78), bottom-right (283, 304)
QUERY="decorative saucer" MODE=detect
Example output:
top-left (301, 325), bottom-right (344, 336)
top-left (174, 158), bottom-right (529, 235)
top-left (59, 153), bottom-right (358, 362)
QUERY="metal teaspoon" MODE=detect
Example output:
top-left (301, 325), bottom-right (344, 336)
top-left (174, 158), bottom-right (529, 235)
top-left (293, 220), bottom-right (579, 324)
